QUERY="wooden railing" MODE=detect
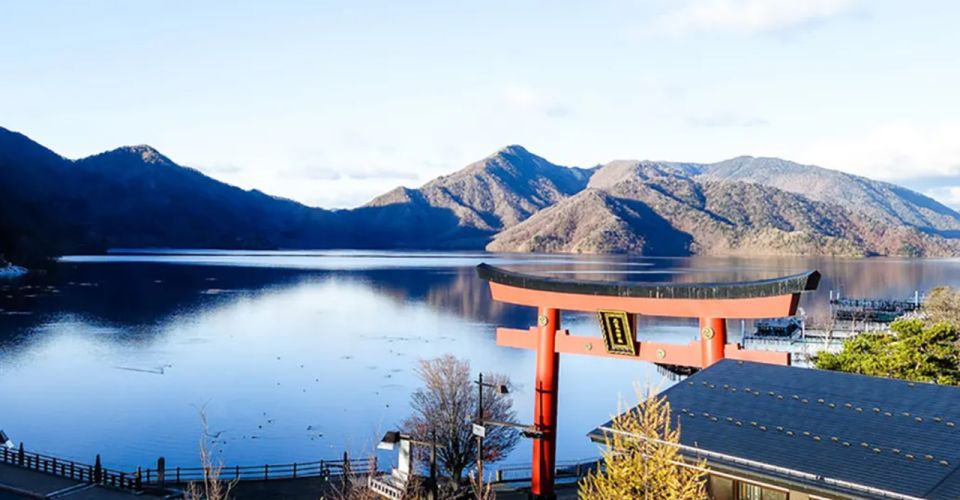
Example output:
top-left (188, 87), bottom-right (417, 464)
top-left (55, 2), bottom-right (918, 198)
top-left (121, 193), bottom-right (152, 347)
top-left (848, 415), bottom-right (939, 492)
top-left (0, 444), bottom-right (138, 490)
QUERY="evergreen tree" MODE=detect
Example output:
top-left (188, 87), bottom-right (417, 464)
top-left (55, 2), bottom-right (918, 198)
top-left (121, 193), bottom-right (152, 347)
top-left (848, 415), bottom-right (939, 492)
top-left (815, 319), bottom-right (960, 385)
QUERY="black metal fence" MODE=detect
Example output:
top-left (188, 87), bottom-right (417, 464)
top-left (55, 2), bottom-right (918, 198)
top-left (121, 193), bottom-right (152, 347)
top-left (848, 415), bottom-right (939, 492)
top-left (142, 454), bottom-right (376, 485)
top-left (490, 458), bottom-right (599, 484)
top-left (1, 443), bottom-right (376, 492)
top-left (0, 444), bottom-right (138, 489)
top-left (4, 440), bottom-right (596, 492)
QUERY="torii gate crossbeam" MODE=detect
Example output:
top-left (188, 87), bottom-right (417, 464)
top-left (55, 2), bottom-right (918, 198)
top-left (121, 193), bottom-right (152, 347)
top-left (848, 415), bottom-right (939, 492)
top-left (477, 263), bottom-right (820, 499)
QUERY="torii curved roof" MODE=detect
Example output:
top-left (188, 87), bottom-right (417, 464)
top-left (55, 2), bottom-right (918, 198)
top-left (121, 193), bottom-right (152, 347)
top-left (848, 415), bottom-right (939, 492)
top-left (476, 263), bottom-right (820, 301)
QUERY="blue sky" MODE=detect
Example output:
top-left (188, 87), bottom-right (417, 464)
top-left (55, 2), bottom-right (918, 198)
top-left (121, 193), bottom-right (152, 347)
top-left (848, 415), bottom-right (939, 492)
top-left (2, 0), bottom-right (959, 208)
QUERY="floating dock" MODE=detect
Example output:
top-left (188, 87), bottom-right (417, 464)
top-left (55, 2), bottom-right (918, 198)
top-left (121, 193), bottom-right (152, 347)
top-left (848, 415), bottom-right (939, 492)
top-left (741, 290), bottom-right (924, 366)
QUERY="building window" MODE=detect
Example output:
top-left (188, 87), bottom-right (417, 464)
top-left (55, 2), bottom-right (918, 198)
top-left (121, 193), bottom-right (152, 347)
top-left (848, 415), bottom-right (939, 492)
top-left (738, 481), bottom-right (788, 500)
top-left (709, 475), bottom-right (735, 500)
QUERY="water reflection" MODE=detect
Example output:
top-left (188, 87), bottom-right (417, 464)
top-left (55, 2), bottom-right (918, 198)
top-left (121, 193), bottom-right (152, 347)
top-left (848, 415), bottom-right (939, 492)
top-left (1, 252), bottom-right (959, 472)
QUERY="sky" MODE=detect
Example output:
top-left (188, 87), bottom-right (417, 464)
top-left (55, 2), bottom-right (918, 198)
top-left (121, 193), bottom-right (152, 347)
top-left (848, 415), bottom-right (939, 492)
top-left (2, 0), bottom-right (959, 209)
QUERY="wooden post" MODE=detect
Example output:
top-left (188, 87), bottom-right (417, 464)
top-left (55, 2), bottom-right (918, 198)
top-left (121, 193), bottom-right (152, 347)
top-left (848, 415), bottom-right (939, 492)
top-left (17, 443), bottom-right (24, 466)
top-left (94, 455), bottom-right (102, 483)
top-left (157, 457), bottom-right (165, 486)
top-left (136, 467), bottom-right (142, 490)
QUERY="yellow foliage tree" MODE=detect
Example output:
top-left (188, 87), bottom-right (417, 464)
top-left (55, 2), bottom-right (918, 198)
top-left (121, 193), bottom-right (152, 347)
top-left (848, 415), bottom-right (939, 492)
top-left (579, 389), bottom-right (707, 500)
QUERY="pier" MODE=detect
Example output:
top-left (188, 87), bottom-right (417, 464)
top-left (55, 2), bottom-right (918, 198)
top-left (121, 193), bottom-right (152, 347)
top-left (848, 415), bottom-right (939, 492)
top-left (739, 290), bottom-right (925, 365)
top-left (828, 289), bottom-right (921, 323)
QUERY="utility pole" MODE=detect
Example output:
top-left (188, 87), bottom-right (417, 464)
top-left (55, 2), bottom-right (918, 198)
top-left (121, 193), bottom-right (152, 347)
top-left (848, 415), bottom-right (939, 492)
top-left (474, 372), bottom-right (510, 499)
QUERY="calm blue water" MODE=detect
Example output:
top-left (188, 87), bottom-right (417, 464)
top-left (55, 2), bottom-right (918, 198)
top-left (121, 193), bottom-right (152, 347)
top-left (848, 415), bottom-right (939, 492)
top-left (2, 251), bottom-right (959, 473)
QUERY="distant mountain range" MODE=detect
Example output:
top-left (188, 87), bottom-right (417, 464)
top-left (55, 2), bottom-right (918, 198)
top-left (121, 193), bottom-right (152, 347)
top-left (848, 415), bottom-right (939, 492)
top-left (489, 157), bottom-right (960, 256)
top-left (2, 126), bottom-right (959, 264)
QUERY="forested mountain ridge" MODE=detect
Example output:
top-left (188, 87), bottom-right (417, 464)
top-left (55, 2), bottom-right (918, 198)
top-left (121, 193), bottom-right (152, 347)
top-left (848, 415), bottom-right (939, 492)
top-left (2, 126), bottom-right (958, 263)
top-left (488, 160), bottom-right (958, 257)
top-left (0, 127), bottom-right (346, 264)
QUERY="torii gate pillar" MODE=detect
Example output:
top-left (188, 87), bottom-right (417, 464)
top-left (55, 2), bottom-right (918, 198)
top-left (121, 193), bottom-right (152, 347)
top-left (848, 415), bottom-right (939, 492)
top-left (700, 317), bottom-right (727, 367)
top-left (532, 307), bottom-right (559, 497)
top-left (477, 264), bottom-right (819, 499)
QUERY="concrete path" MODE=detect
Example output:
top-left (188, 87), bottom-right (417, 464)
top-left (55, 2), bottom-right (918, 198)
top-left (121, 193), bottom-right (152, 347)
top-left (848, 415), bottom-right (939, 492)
top-left (225, 477), bottom-right (332, 499)
top-left (1, 460), bottom-right (581, 499)
top-left (0, 462), bottom-right (79, 497)
top-left (0, 462), bottom-right (150, 499)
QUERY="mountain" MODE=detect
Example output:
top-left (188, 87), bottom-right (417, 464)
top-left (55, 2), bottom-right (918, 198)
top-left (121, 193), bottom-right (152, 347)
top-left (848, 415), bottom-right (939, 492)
top-left (484, 188), bottom-right (692, 254)
top-left (694, 156), bottom-right (960, 235)
top-left (357, 145), bottom-right (593, 248)
top-left (0, 127), bottom-right (346, 264)
top-left (2, 125), bottom-right (959, 260)
top-left (488, 160), bottom-right (960, 257)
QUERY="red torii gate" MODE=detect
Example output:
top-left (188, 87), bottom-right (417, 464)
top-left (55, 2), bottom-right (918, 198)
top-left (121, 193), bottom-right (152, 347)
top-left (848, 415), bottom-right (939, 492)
top-left (476, 263), bottom-right (820, 499)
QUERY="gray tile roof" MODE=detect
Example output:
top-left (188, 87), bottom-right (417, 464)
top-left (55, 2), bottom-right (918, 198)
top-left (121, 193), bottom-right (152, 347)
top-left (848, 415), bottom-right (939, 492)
top-left (588, 360), bottom-right (960, 499)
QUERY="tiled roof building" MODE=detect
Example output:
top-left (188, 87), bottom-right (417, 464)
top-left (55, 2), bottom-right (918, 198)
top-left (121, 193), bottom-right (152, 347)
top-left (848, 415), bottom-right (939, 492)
top-left (589, 360), bottom-right (960, 499)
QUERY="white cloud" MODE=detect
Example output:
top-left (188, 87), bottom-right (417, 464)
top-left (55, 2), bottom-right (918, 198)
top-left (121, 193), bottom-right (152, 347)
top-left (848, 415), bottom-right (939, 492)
top-left (796, 121), bottom-right (960, 181)
top-left (659, 0), bottom-right (859, 35)
top-left (687, 112), bottom-right (769, 128)
top-left (924, 186), bottom-right (960, 208)
top-left (502, 84), bottom-right (575, 118)
top-left (279, 164), bottom-right (419, 182)
top-left (195, 163), bottom-right (243, 176)
top-left (503, 85), bottom-right (538, 110)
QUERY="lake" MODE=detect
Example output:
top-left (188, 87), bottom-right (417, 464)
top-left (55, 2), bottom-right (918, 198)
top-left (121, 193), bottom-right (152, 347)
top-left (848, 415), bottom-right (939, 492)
top-left (2, 251), bottom-right (958, 473)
